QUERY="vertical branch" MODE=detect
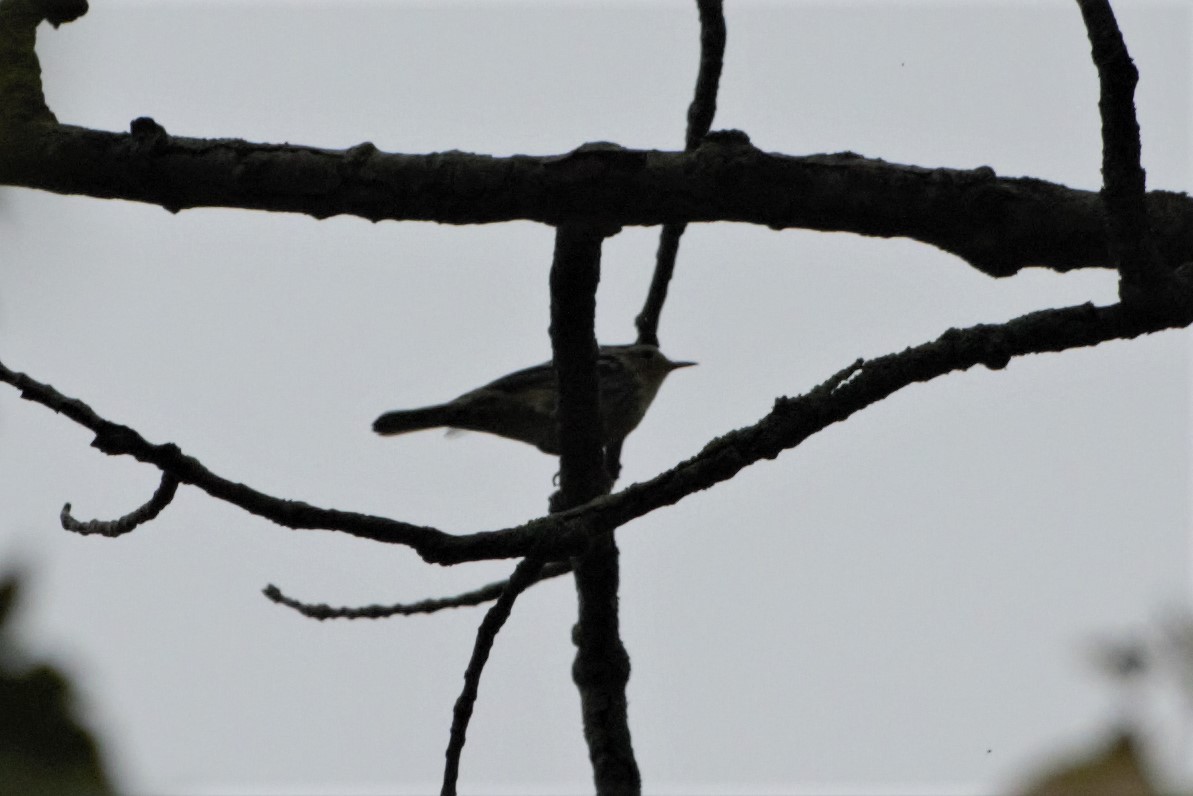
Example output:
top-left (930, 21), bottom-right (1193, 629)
top-left (550, 226), bottom-right (612, 504)
top-left (443, 223), bottom-right (619, 796)
top-left (550, 225), bottom-right (641, 795)
top-left (570, 531), bottom-right (637, 796)
top-left (1075, 0), bottom-right (1166, 300)
top-left (0, 0), bottom-right (87, 131)
top-left (684, 0), bottom-right (728, 153)
top-left (635, 0), bottom-right (726, 348)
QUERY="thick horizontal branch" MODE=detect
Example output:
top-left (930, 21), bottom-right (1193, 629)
top-left (4, 123), bottom-right (1192, 279)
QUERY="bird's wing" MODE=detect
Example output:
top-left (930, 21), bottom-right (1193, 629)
top-left (471, 360), bottom-right (557, 416)
top-left (450, 391), bottom-right (560, 454)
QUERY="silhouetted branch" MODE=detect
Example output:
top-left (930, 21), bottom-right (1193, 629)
top-left (549, 226), bottom-right (642, 793)
top-left (7, 124), bottom-right (1193, 279)
top-left (7, 287), bottom-right (1193, 566)
top-left (4, 0), bottom-right (1193, 281)
top-left (60, 473), bottom-right (179, 537)
top-left (262, 562), bottom-right (572, 620)
top-left (550, 226), bottom-right (614, 505)
top-left (0, 355), bottom-right (543, 564)
top-left (637, 0), bottom-right (726, 348)
top-left (545, 290), bottom-right (1193, 549)
top-left (685, 0), bottom-right (726, 152)
top-left (441, 558), bottom-right (545, 796)
top-left (1076, 0), bottom-right (1167, 298)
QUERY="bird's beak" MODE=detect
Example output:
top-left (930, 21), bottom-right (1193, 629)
top-left (668, 360), bottom-right (697, 371)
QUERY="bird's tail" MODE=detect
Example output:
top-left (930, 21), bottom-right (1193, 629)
top-left (373, 404), bottom-right (457, 436)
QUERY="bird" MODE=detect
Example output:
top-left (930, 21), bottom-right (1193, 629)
top-left (373, 344), bottom-right (694, 455)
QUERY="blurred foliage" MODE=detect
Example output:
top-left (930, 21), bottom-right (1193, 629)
top-left (1017, 733), bottom-right (1155, 796)
top-left (0, 570), bottom-right (115, 795)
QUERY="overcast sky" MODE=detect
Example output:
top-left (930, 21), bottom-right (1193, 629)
top-left (1, 1), bottom-right (1190, 794)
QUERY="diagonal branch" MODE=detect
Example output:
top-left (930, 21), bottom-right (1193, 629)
top-left (440, 557), bottom-right (546, 796)
top-left (262, 562), bottom-right (573, 620)
top-left (684, 0), bottom-right (727, 153)
top-left (636, 0), bottom-right (726, 348)
top-left (541, 288), bottom-right (1193, 553)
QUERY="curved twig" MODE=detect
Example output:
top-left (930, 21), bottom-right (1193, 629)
top-left (60, 473), bottom-right (180, 537)
top-left (262, 562), bottom-right (572, 620)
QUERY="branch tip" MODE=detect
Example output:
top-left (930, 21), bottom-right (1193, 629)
top-left (60, 473), bottom-right (179, 537)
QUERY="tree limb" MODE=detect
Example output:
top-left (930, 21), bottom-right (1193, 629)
top-left (549, 226), bottom-right (642, 794)
top-left (262, 563), bottom-right (573, 620)
top-left (636, 0), bottom-right (726, 349)
top-left (8, 120), bottom-right (1191, 279)
top-left (6, 285), bottom-right (1193, 565)
top-left (441, 558), bottom-right (546, 796)
top-left (2, 0), bottom-right (1191, 283)
top-left (1076, 0), bottom-right (1167, 299)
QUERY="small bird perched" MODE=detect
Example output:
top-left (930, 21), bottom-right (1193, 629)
top-left (373, 344), bottom-right (694, 455)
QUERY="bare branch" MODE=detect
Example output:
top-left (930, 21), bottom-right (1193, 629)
top-left (635, 224), bottom-right (684, 349)
top-left (549, 226), bottom-right (642, 793)
top-left (0, 355), bottom-right (552, 564)
top-left (550, 226), bottom-right (614, 505)
top-left (7, 286), bottom-right (1193, 566)
top-left (3, 0), bottom-right (1192, 280)
top-left (685, 0), bottom-right (726, 152)
top-left (1076, 0), bottom-right (1167, 298)
top-left (60, 473), bottom-right (180, 537)
top-left (262, 562), bottom-right (572, 620)
top-left (5, 126), bottom-right (1192, 280)
top-left (441, 558), bottom-right (545, 796)
top-left (546, 290), bottom-right (1193, 552)
top-left (637, 0), bottom-right (725, 359)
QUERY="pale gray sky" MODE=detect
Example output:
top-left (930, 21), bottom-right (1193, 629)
top-left (1, 2), bottom-right (1190, 794)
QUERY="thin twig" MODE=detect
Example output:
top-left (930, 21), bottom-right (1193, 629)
top-left (441, 558), bottom-right (545, 796)
top-left (636, 0), bottom-right (727, 348)
top-left (685, 0), bottom-right (727, 152)
top-left (60, 472), bottom-right (180, 537)
top-left (263, 562), bottom-right (572, 620)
